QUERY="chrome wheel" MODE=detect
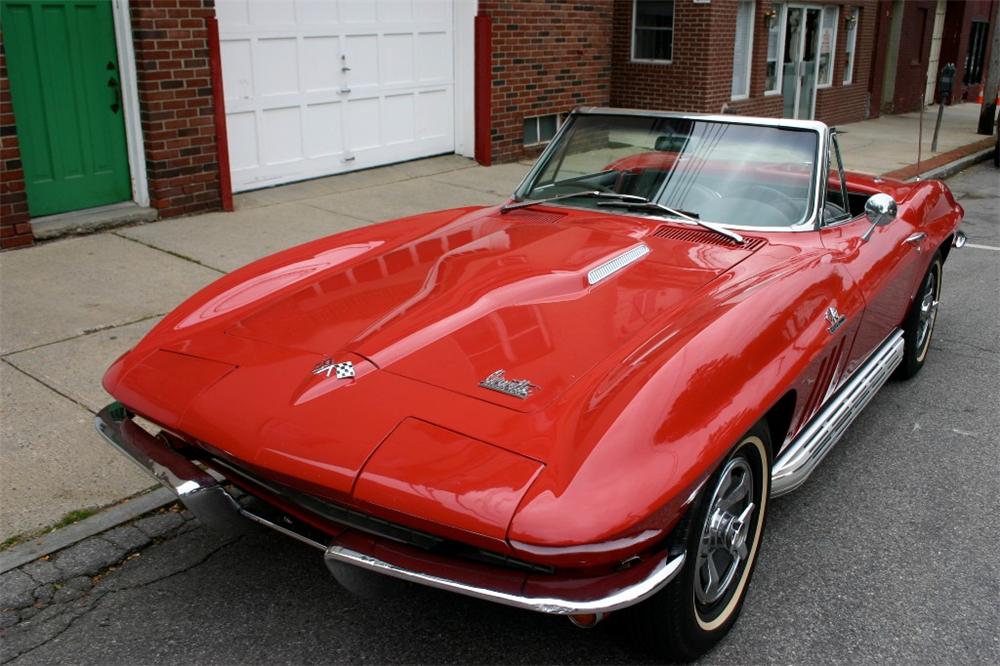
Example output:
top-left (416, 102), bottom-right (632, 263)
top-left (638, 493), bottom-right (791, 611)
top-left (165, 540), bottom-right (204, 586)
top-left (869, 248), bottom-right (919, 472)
top-left (694, 458), bottom-right (755, 606)
top-left (915, 267), bottom-right (940, 354)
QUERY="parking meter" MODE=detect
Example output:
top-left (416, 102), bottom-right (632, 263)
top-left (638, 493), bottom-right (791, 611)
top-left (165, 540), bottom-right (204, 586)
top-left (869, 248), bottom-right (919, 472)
top-left (932, 64), bottom-right (956, 152)
top-left (938, 63), bottom-right (955, 101)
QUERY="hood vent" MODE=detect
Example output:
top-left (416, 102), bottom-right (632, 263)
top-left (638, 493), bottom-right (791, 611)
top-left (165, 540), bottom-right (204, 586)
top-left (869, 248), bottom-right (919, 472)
top-left (587, 243), bottom-right (651, 285)
top-left (652, 225), bottom-right (766, 251)
top-left (500, 209), bottom-right (566, 224)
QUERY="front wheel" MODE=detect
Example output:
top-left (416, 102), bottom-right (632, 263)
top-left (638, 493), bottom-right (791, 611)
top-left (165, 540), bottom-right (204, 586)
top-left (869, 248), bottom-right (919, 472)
top-left (628, 421), bottom-right (771, 661)
top-left (896, 253), bottom-right (943, 380)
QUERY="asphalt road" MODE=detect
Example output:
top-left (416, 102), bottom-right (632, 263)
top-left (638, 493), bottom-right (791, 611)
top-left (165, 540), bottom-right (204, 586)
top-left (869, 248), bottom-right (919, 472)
top-left (4, 163), bottom-right (998, 665)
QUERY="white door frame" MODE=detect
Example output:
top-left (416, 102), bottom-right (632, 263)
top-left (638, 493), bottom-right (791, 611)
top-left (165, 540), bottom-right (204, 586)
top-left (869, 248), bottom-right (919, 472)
top-left (110, 0), bottom-right (149, 207)
top-left (453, 0), bottom-right (477, 158)
top-left (783, 4), bottom-right (822, 120)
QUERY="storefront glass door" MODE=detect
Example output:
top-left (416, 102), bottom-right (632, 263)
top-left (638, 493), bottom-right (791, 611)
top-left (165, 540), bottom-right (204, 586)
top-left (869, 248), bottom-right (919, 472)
top-left (782, 6), bottom-right (821, 119)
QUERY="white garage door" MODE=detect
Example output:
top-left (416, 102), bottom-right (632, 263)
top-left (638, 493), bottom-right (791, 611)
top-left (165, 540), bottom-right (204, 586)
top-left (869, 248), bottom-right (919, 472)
top-left (217, 0), bottom-right (456, 192)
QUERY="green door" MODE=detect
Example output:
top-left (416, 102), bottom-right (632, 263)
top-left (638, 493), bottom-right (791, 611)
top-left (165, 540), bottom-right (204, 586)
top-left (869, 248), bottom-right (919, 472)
top-left (2, 0), bottom-right (131, 217)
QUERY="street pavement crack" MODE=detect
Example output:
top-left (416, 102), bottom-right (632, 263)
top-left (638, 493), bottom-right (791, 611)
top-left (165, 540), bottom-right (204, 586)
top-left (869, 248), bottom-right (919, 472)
top-left (0, 359), bottom-right (95, 416)
top-left (111, 232), bottom-right (228, 274)
top-left (243, 161), bottom-right (485, 211)
top-left (0, 314), bottom-right (165, 358)
top-left (2, 537), bottom-right (242, 664)
top-left (296, 202), bottom-right (376, 224)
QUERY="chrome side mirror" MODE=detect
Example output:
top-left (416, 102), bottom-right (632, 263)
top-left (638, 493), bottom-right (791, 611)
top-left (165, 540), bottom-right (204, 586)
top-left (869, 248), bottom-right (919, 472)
top-left (862, 193), bottom-right (897, 241)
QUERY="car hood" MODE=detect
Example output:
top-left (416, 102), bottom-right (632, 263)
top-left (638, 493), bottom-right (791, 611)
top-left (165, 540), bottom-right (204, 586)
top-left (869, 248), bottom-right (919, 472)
top-left (222, 210), bottom-right (764, 413)
top-left (106, 206), bottom-right (771, 549)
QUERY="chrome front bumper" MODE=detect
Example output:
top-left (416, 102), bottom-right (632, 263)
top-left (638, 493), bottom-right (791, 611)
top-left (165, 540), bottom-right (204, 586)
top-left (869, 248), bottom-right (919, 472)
top-left (95, 403), bottom-right (685, 615)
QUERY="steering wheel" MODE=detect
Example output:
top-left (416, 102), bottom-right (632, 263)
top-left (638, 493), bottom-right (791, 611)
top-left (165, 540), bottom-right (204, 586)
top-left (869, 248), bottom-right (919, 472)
top-left (727, 185), bottom-right (801, 222)
top-left (687, 183), bottom-right (722, 201)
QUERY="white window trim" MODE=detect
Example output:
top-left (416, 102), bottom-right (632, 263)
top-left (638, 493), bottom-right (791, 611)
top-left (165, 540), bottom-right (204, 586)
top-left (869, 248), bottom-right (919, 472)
top-left (523, 113), bottom-right (564, 148)
top-left (842, 7), bottom-right (859, 84)
top-left (763, 4), bottom-right (787, 96)
top-left (631, 0), bottom-right (674, 64)
top-left (732, 0), bottom-right (756, 100)
top-left (816, 5), bottom-right (839, 89)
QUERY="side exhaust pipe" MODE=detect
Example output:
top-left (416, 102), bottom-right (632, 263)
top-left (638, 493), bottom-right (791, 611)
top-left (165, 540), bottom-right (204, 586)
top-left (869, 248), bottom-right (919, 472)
top-left (569, 612), bottom-right (607, 629)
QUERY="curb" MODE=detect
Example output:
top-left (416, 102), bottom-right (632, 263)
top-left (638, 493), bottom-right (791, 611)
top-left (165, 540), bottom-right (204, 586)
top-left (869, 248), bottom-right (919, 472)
top-left (913, 147), bottom-right (995, 181)
top-left (882, 137), bottom-right (996, 181)
top-left (0, 488), bottom-right (175, 575)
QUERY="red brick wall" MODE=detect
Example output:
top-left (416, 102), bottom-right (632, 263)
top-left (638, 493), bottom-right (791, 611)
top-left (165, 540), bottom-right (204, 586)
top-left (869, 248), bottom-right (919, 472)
top-left (130, 0), bottom-right (220, 218)
top-left (0, 28), bottom-right (32, 250)
top-left (610, 0), bottom-right (879, 125)
top-left (939, 0), bottom-right (999, 105)
top-left (610, 0), bottom-right (720, 113)
top-left (479, 0), bottom-right (614, 163)
top-left (816, 2), bottom-right (880, 125)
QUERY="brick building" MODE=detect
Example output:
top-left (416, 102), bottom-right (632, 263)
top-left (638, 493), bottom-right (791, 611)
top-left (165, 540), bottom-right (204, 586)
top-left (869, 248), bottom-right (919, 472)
top-left (0, 0), bottom-right (995, 250)
top-left (874, 0), bottom-right (998, 115)
top-left (1, 0), bottom-right (221, 249)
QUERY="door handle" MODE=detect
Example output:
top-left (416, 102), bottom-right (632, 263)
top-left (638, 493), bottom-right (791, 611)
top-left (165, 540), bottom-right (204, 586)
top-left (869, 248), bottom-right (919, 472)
top-left (904, 232), bottom-right (927, 252)
top-left (108, 75), bottom-right (121, 113)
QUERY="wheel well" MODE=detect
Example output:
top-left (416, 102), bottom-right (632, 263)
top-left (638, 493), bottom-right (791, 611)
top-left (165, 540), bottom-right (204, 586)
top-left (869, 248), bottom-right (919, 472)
top-left (764, 390), bottom-right (797, 455)
top-left (940, 236), bottom-right (953, 264)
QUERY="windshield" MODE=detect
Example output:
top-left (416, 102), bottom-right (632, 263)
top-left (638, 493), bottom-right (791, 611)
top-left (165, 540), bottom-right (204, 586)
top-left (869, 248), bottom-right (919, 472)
top-left (517, 113), bottom-right (820, 228)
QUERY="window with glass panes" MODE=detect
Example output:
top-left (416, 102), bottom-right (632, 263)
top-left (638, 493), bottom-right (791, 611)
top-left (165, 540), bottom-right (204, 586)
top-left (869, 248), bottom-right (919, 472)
top-left (764, 5), bottom-right (786, 94)
top-left (732, 0), bottom-right (756, 99)
top-left (524, 114), bottom-right (561, 146)
top-left (843, 8), bottom-right (859, 83)
top-left (632, 0), bottom-right (675, 62)
top-left (817, 6), bottom-right (839, 87)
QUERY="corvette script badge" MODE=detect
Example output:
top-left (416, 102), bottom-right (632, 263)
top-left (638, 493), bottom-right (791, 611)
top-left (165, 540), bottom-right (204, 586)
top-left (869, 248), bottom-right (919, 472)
top-left (479, 369), bottom-right (538, 399)
top-left (313, 359), bottom-right (355, 379)
top-left (825, 306), bottom-right (846, 334)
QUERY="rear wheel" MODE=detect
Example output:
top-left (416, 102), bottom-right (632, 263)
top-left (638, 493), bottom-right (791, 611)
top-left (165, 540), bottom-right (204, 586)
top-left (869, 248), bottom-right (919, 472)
top-left (896, 253), bottom-right (943, 380)
top-left (629, 421), bottom-right (771, 661)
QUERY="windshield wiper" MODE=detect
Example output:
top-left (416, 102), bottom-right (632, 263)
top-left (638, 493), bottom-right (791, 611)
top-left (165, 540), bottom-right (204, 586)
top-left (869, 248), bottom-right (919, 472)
top-left (500, 191), bottom-right (648, 214)
top-left (597, 201), bottom-right (745, 245)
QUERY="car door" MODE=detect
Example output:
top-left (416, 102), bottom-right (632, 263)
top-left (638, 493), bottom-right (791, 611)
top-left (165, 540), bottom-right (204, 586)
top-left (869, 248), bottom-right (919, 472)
top-left (819, 134), bottom-right (926, 378)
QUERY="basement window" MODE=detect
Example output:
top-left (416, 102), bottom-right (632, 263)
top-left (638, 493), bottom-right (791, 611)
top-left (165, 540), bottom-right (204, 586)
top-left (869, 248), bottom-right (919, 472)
top-left (632, 0), bottom-right (674, 62)
top-left (524, 114), bottom-right (561, 147)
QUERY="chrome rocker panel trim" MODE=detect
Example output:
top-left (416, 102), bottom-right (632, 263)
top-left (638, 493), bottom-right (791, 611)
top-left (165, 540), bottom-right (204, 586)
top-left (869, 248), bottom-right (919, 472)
top-left (94, 403), bottom-right (685, 615)
top-left (770, 328), bottom-right (905, 496)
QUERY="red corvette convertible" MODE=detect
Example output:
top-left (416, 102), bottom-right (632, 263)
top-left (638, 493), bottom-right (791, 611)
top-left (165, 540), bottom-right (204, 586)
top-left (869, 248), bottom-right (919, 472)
top-left (97, 109), bottom-right (966, 659)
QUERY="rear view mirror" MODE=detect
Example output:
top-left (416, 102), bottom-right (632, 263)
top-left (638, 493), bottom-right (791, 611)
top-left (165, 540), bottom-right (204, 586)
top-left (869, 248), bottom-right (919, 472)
top-left (862, 193), bottom-right (897, 241)
top-left (655, 134), bottom-right (685, 152)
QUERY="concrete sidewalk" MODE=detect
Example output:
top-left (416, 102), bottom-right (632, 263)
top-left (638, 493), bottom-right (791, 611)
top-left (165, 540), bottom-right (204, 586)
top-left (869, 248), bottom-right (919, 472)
top-left (838, 101), bottom-right (993, 176)
top-left (0, 103), bottom-right (994, 545)
top-left (0, 155), bottom-right (527, 543)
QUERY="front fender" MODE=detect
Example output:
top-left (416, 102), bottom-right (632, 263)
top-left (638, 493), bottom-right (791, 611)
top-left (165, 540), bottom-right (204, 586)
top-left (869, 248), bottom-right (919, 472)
top-left (507, 238), bottom-right (864, 563)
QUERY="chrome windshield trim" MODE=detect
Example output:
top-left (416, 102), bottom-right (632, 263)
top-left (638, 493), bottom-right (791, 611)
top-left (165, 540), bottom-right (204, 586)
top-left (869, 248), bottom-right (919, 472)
top-left (573, 106), bottom-right (829, 131)
top-left (511, 108), bottom-right (828, 233)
